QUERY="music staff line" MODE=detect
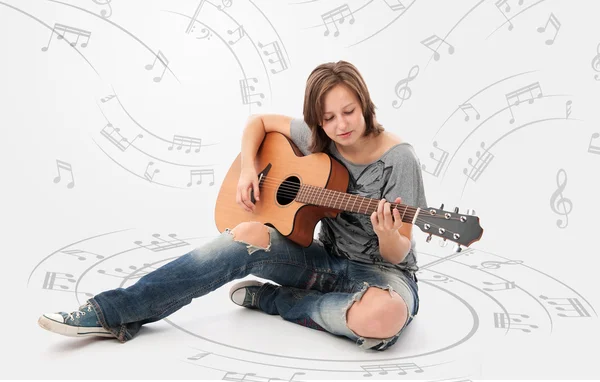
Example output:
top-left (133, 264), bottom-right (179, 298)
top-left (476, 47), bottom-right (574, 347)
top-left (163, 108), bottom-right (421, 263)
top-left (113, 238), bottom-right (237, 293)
top-left (457, 116), bottom-right (582, 198)
top-left (43, 1), bottom-right (181, 82)
top-left (169, 8), bottom-right (287, 85)
top-left (486, 0), bottom-right (547, 39)
top-left (418, 250), bottom-right (597, 319)
top-left (418, 267), bottom-right (553, 333)
top-left (183, 345), bottom-right (447, 377)
top-left (99, 90), bottom-right (219, 149)
top-left (435, 95), bottom-right (579, 182)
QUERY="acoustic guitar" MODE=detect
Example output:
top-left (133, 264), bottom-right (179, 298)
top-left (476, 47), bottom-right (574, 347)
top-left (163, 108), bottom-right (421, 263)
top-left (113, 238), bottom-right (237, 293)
top-left (215, 132), bottom-right (484, 250)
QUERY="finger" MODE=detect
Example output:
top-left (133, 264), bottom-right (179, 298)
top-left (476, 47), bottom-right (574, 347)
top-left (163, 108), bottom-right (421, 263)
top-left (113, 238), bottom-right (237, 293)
top-left (384, 201), bottom-right (393, 228)
top-left (371, 211), bottom-right (378, 227)
top-left (254, 180), bottom-right (260, 201)
top-left (241, 187), bottom-right (253, 211)
top-left (393, 207), bottom-right (401, 227)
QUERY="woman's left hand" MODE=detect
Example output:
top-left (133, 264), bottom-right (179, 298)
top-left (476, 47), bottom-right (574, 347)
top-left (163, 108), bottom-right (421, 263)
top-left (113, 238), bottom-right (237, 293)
top-left (371, 197), bottom-right (404, 236)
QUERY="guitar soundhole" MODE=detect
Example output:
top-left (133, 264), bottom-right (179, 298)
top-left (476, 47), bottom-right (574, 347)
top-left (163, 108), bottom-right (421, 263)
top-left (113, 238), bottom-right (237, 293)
top-left (276, 176), bottom-right (300, 205)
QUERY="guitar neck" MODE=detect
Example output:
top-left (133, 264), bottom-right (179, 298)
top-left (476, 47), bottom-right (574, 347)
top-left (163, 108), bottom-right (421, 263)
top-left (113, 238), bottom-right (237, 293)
top-left (296, 184), bottom-right (421, 224)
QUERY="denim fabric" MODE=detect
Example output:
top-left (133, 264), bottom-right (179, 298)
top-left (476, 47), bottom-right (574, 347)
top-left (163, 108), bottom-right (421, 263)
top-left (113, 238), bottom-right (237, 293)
top-left (88, 225), bottom-right (419, 351)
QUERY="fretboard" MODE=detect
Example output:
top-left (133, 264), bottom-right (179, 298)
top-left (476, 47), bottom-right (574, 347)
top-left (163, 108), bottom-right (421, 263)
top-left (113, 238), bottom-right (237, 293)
top-left (296, 184), bottom-right (420, 224)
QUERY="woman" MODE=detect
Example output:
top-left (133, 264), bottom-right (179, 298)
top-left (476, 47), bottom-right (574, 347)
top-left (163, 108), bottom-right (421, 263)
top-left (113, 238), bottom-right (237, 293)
top-left (38, 60), bottom-right (428, 351)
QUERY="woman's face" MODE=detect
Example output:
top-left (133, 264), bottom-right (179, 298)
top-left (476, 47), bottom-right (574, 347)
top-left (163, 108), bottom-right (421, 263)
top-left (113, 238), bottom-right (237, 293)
top-left (320, 84), bottom-right (366, 147)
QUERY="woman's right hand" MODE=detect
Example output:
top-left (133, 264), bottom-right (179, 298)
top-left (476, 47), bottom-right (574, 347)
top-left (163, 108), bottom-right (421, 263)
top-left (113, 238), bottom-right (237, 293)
top-left (237, 166), bottom-right (260, 212)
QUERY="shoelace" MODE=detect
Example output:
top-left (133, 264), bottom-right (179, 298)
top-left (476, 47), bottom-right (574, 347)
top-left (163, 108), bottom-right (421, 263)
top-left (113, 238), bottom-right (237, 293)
top-left (66, 303), bottom-right (93, 321)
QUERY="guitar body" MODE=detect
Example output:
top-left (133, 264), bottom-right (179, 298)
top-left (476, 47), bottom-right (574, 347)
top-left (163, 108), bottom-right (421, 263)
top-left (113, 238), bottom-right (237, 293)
top-left (215, 132), bottom-right (349, 247)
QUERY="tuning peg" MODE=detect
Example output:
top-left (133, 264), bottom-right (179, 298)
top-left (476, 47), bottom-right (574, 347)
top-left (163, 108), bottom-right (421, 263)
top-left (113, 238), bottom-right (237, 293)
top-left (439, 237), bottom-right (448, 247)
top-left (426, 233), bottom-right (433, 243)
top-left (466, 208), bottom-right (476, 215)
top-left (454, 207), bottom-right (459, 213)
top-left (453, 244), bottom-right (462, 253)
top-left (439, 203), bottom-right (444, 210)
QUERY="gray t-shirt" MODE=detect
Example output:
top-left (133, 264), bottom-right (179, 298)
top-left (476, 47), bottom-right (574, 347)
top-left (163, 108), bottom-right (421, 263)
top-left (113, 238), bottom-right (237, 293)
top-left (289, 118), bottom-right (428, 274)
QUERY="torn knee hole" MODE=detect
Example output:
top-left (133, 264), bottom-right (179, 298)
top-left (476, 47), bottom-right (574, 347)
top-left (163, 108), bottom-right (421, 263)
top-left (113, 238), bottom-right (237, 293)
top-left (230, 224), bottom-right (271, 254)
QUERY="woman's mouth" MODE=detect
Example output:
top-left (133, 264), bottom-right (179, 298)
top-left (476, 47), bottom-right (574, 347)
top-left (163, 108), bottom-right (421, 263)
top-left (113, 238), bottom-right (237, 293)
top-left (338, 131), bottom-right (352, 138)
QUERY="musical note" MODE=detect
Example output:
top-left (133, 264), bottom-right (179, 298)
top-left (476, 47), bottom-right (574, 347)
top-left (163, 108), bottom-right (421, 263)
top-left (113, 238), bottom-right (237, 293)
top-left (421, 35), bottom-right (454, 61)
top-left (100, 94), bottom-right (115, 103)
top-left (420, 274), bottom-right (454, 283)
top-left (539, 295), bottom-right (591, 317)
top-left (421, 141), bottom-right (448, 177)
top-left (42, 272), bottom-right (94, 297)
top-left (383, 0), bottom-right (405, 11)
top-left (187, 352), bottom-right (210, 361)
top-left (53, 160), bottom-right (75, 189)
top-left (362, 362), bottom-right (424, 377)
top-left (588, 132), bottom-right (600, 155)
top-left (144, 162), bottom-right (160, 182)
top-left (227, 25), bottom-right (245, 45)
top-left (392, 65), bottom-right (419, 109)
top-left (495, 0), bottom-right (524, 31)
top-left (592, 43), bottom-right (600, 81)
top-left (61, 249), bottom-right (105, 261)
top-left (134, 233), bottom-right (189, 252)
top-left (565, 100), bottom-right (572, 119)
top-left (186, 0), bottom-right (206, 34)
top-left (549, 168), bottom-right (572, 229)
top-left (222, 371), bottom-right (297, 381)
top-left (168, 135), bottom-right (202, 153)
top-left (100, 123), bottom-right (143, 151)
top-left (459, 102), bottom-right (481, 122)
top-left (145, 50), bottom-right (169, 83)
top-left (97, 263), bottom-right (158, 280)
top-left (537, 13), bottom-right (560, 45)
top-left (505, 82), bottom-right (543, 123)
top-left (321, 4), bottom-right (355, 37)
top-left (470, 259), bottom-right (523, 269)
top-left (463, 141), bottom-right (494, 182)
top-left (493, 312), bottom-right (539, 332)
top-left (239, 77), bottom-right (265, 106)
top-left (258, 41), bottom-right (288, 74)
top-left (41, 23), bottom-right (92, 52)
top-left (92, 0), bottom-right (113, 18)
top-left (483, 280), bottom-right (516, 291)
top-left (187, 169), bottom-right (215, 187)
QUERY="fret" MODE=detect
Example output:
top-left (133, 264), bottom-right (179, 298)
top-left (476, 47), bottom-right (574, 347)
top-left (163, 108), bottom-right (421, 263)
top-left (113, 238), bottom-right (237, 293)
top-left (350, 194), bottom-right (357, 213)
top-left (401, 204), bottom-right (408, 223)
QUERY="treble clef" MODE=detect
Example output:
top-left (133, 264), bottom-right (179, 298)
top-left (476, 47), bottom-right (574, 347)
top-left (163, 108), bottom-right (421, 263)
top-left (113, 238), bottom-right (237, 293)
top-left (592, 42), bottom-right (600, 81)
top-left (392, 65), bottom-right (419, 109)
top-left (549, 168), bottom-right (573, 229)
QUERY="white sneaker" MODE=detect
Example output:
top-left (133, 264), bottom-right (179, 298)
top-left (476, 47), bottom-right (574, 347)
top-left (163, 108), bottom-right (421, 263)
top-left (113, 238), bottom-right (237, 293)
top-left (38, 302), bottom-right (114, 338)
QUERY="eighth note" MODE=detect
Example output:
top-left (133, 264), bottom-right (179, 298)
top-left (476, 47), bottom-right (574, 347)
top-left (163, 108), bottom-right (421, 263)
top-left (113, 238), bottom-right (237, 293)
top-left (145, 50), bottom-right (169, 83)
top-left (549, 168), bottom-right (572, 229)
top-left (421, 34), bottom-right (454, 61)
top-left (536, 13), bottom-right (561, 45)
top-left (53, 159), bottom-right (75, 189)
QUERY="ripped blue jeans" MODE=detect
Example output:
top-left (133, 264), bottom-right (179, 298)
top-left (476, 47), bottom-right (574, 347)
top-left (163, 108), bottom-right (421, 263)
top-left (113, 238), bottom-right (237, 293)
top-left (88, 225), bottom-right (419, 351)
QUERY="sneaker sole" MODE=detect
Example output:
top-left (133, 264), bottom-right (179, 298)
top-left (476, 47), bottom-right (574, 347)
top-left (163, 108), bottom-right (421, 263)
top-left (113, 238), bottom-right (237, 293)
top-left (229, 280), bottom-right (264, 307)
top-left (38, 315), bottom-right (115, 338)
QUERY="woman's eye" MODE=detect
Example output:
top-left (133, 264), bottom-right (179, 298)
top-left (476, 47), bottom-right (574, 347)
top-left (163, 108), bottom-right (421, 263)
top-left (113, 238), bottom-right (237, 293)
top-left (324, 110), bottom-right (353, 122)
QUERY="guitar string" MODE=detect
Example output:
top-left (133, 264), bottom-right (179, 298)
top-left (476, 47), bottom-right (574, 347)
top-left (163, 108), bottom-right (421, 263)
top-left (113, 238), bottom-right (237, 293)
top-left (253, 177), bottom-right (464, 243)
top-left (238, 175), bottom-right (468, 243)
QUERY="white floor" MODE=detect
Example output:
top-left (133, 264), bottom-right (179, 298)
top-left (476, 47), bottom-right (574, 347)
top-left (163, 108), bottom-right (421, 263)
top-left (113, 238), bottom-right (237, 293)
top-left (8, 229), bottom-right (599, 380)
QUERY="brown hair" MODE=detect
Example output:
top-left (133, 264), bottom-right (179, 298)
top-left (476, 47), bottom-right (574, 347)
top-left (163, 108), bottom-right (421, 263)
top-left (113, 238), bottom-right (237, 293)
top-left (303, 60), bottom-right (384, 153)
